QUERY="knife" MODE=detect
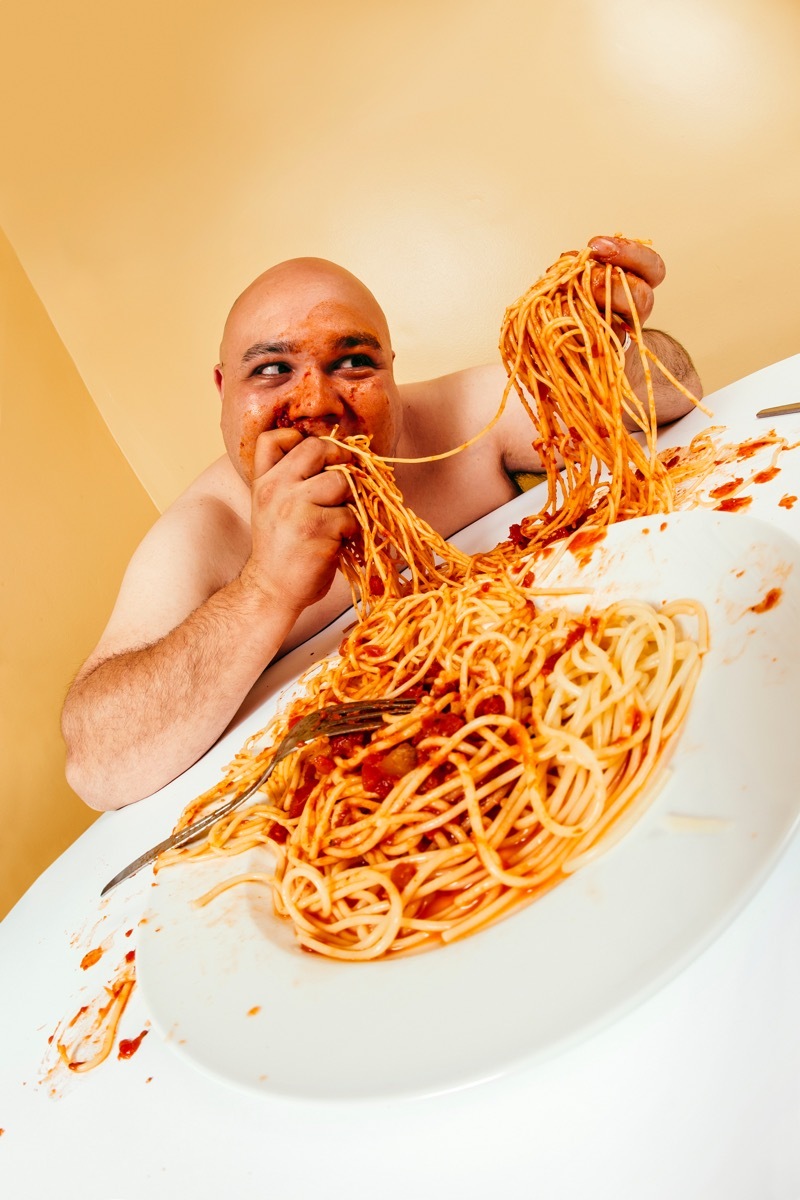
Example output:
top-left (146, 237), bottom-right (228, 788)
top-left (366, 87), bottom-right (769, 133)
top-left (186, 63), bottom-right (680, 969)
top-left (756, 402), bottom-right (800, 418)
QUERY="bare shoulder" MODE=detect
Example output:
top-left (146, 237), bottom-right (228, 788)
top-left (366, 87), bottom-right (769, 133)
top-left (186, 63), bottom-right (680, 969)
top-left (398, 364), bottom-right (509, 444)
top-left (396, 365), bottom-right (524, 535)
top-left (81, 457), bottom-right (252, 672)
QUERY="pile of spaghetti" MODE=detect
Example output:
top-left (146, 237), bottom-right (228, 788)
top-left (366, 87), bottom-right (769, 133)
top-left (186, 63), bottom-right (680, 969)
top-left (161, 243), bottom-right (707, 960)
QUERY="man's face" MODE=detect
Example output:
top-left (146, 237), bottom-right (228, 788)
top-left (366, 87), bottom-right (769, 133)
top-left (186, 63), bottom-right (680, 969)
top-left (216, 263), bottom-right (401, 483)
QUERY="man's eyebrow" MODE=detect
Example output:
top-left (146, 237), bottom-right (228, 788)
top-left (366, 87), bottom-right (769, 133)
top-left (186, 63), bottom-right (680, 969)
top-left (240, 340), bottom-right (299, 365)
top-left (333, 333), bottom-right (383, 353)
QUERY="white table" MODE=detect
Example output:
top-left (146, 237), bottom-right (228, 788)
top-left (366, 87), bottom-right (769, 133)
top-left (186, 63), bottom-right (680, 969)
top-left (2, 356), bottom-right (799, 1200)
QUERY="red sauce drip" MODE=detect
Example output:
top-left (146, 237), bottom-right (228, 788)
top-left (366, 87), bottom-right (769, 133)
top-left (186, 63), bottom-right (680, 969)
top-left (67, 1005), bottom-right (89, 1030)
top-left (508, 523), bottom-right (530, 549)
top-left (80, 947), bottom-right (103, 970)
top-left (736, 437), bottom-right (775, 459)
top-left (418, 712), bottom-right (465, 740)
top-left (716, 496), bottom-right (752, 512)
top-left (329, 731), bottom-right (369, 758)
top-left (287, 785), bottom-right (312, 818)
top-left (391, 863), bottom-right (416, 891)
top-left (749, 587), bottom-right (782, 614)
top-left (360, 755), bottom-right (395, 799)
top-left (779, 494), bottom-right (798, 509)
top-left (311, 753), bottom-right (335, 775)
top-left (753, 466), bottom-right (780, 484)
top-left (541, 625), bottom-right (587, 676)
top-left (124, 949), bottom-right (136, 964)
top-left (569, 527), bottom-right (607, 567)
top-left (709, 477), bottom-right (744, 500)
top-left (117, 1029), bottom-right (148, 1060)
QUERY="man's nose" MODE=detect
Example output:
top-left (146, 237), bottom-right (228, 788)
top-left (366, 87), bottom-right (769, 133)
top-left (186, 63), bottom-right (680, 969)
top-left (287, 368), bottom-right (343, 419)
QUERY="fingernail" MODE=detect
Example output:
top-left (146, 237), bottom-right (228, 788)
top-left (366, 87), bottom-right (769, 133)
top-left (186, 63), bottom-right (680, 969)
top-left (590, 237), bottom-right (618, 258)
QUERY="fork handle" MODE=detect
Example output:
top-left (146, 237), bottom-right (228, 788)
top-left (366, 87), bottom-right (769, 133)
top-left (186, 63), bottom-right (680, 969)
top-left (99, 761), bottom-right (277, 897)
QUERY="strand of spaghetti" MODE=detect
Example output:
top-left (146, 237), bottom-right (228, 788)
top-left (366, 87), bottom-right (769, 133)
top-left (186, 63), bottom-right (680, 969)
top-left (56, 971), bottom-right (135, 1073)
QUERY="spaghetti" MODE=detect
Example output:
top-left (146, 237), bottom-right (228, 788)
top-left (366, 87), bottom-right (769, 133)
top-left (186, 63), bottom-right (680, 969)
top-left (478, 246), bottom-right (707, 567)
top-left (159, 239), bottom-right (709, 961)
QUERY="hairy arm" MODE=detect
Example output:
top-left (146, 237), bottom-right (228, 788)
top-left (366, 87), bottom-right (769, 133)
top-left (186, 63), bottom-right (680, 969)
top-left (62, 433), bottom-right (356, 811)
top-left (63, 574), bottom-right (299, 812)
top-left (624, 326), bottom-right (703, 425)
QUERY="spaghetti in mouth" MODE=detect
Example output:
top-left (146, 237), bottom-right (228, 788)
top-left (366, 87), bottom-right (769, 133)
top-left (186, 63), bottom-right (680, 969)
top-left (159, 241), bottom-right (708, 961)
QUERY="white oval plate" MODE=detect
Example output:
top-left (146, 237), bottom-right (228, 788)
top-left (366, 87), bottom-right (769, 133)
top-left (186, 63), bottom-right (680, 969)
top-left (137, 510), bottom-right (800, 1100)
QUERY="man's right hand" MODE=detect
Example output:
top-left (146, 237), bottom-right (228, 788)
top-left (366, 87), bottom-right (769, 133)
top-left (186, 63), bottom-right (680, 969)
top-left (241, 429), bottom-right (358, 617)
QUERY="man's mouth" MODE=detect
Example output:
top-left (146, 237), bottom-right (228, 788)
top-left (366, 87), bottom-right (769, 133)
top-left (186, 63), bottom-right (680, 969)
top-left (272, 407), bottom-right (355, 439)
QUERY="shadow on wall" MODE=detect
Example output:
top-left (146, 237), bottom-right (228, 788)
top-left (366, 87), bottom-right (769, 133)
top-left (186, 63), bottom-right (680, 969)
top-left (0, 228), bottom-right (159, 919)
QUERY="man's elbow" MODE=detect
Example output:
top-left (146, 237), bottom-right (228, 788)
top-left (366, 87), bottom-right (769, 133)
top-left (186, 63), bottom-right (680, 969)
top-left (63, 736), bottom-right (120, 812)
top-left (61, 696), bottom-right (130, 812)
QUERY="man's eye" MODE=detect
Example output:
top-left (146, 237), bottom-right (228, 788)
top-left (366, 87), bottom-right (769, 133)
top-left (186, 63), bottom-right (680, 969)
top-left (254, 362), bottom-right (290, 377)
top-left (338, 354), bottom-right (375, 370)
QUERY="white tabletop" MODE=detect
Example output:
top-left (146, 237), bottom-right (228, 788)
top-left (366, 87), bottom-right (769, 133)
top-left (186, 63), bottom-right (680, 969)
top-left (3, 356), bottom-right (800, 1200)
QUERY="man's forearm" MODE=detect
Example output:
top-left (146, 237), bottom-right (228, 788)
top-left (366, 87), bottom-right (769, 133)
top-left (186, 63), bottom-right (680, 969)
top-left (626, 328), bottom-right (703, 426)
top-left (62, 576), bottom-right (298, 811)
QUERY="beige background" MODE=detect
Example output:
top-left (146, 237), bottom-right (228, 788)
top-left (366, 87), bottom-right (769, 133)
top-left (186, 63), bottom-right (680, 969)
top-left (1, 0), bottom-right (798, 916)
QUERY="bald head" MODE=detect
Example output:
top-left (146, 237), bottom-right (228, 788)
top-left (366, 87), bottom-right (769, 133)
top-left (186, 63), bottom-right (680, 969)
top-left (215, 256), bottom-right (401, 479)
top-left (220, 258), bottom-right (393, 367)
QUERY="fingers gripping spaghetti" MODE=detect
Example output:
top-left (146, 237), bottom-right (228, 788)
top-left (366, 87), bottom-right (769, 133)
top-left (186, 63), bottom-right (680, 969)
top-left (488, 246), bottom-right (706, 563)
top-left (160, 238), bottom-right (709, 961)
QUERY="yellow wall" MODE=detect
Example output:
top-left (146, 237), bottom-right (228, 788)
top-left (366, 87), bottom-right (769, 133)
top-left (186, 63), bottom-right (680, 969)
top-left (1, 0), bottom-right (798, 512)
top-left (0, 230), bottom-right (159, 918)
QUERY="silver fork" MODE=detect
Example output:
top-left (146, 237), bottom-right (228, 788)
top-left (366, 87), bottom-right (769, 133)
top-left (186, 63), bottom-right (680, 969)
top-left (99, 697), bottom-right (416, 897)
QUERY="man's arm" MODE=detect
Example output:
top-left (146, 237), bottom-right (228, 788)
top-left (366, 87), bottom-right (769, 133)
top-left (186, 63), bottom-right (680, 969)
top-left (62, 432), bottom-right (356, 811)
top-left (624, 326), bottom-right (702, 426)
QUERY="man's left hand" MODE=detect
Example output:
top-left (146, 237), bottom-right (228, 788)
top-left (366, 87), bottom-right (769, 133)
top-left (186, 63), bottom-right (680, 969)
top-left (587, 235), bottom-right (666, 328)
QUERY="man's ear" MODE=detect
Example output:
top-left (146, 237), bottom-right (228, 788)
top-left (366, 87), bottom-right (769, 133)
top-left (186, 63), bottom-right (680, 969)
top-left (214, 364), bottom-right (224, 400)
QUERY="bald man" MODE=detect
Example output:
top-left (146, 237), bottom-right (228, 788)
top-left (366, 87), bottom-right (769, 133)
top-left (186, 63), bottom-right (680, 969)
top-left (62, 237), bottom-right (702, 810)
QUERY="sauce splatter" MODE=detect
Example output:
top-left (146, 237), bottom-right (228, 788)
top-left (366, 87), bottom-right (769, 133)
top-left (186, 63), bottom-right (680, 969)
top-left (80, 947), bottom-right (103, 970)
top-left (118, 1029), bottom-right (149, 1060)
top-left (247, 1006), bottom-right (262, 1017)
top-left (716, 495), bottom-right (753, 513)
top-left (568, 527), bottom-right (607, 567)
top-left (749, 588), bottom-right (782, 614)
top-left (736, 436), bottom-right (778, 459)
top-left (753, 466), bottom-right (780, 484)
top-left (709, 477), bottom-right (744, 500)
top-left (779, 494), bottom-right (797, 510)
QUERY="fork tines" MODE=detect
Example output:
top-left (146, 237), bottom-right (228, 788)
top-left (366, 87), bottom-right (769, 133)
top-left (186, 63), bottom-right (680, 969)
top-left (328, 698), bottom-right (416, 715)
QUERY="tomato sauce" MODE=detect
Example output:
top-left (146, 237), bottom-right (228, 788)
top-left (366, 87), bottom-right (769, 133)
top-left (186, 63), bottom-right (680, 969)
top-left (749, 587), bottom-right (782, 614)
top-left (715, 495), bottom-right (752, 512)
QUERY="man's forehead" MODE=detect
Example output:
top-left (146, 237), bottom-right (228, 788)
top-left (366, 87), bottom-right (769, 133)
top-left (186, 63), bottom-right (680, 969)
top-left (225, 294), bottom-right (387, 357)
top-left (238, 328), bottom-right (385, 366)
